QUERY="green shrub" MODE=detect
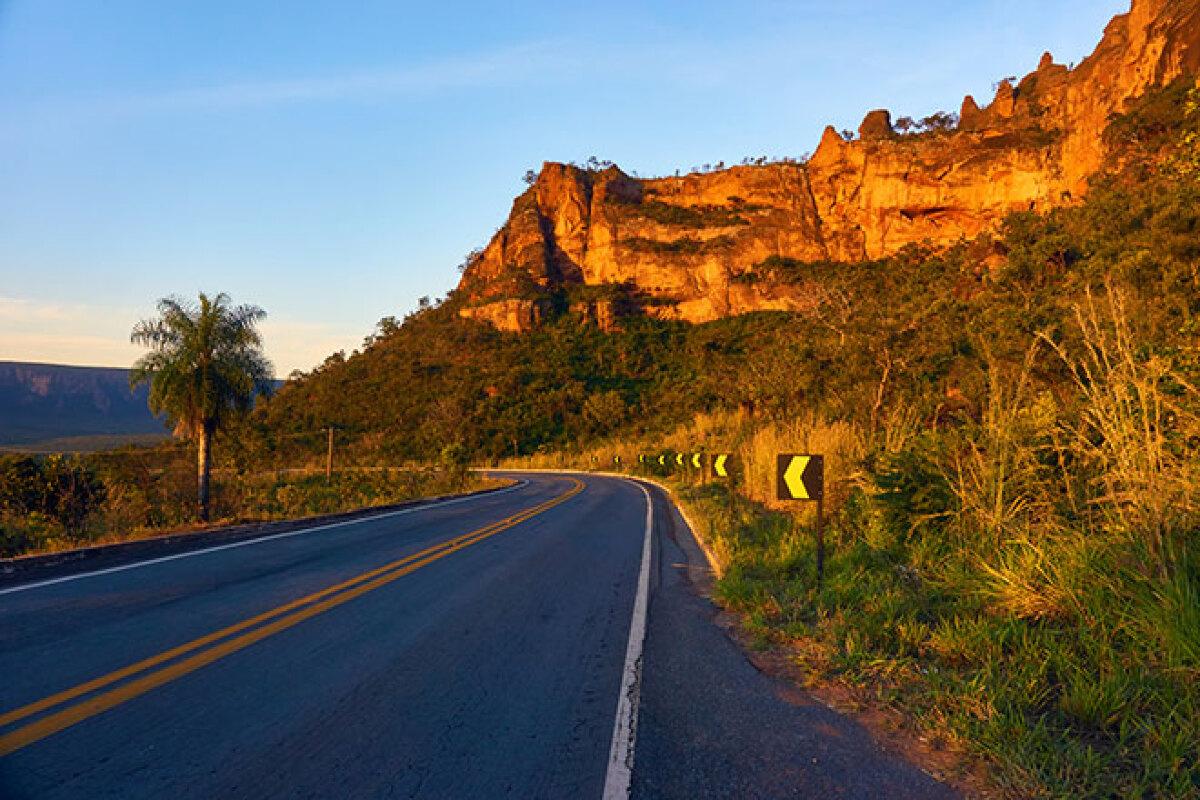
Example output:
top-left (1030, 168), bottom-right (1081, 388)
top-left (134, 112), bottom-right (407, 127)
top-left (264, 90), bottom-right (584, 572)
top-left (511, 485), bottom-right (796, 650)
top-left (632, 200), bottom-right (749, 228)
top-left (0, 454), bottom-right (106, 533)
top-left (621, 234), bottom-right (737, 254)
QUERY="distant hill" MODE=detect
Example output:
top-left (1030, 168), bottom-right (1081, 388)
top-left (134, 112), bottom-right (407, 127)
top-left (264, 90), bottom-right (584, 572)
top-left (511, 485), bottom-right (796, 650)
top-left (0, 361), bottom-right (169, 450)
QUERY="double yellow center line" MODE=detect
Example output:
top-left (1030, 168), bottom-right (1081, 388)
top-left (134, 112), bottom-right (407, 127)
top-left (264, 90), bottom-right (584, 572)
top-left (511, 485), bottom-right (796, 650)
top-left (0, 478), bottom-right (583, 757)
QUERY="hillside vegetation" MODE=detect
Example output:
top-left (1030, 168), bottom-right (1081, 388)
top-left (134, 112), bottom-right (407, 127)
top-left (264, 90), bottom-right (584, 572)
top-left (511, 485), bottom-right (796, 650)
top-left (250, 81), bottom-right (1200, 797)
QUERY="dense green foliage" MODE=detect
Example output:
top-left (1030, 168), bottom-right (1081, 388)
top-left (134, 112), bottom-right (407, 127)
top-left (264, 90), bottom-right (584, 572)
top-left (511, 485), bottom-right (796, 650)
top-left (0, 455), bottom-right (106, 554)
top-left (630, 199), bottom-right (750, 227)
top-left (691, 468), bottom-right (1198, 798)
top-left (730, 255), bottom-right (838, 285)
top-left (621, 233), bottom-right (738, 254)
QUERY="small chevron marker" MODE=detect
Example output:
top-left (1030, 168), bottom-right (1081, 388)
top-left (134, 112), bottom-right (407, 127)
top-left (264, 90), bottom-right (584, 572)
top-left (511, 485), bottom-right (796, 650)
top-left (776, 454), bottom-right (824, 501)
top-left (713, 454), bottom-right (730, 478)
top-left (691, 453), bottom-right (702, 469)
top-left (783, 456), bottom-right (810, 499)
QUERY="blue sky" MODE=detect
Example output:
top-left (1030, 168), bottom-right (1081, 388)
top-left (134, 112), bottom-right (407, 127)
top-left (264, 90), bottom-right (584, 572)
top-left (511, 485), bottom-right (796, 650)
top-left (0, 0), bottom-right (1127, 374)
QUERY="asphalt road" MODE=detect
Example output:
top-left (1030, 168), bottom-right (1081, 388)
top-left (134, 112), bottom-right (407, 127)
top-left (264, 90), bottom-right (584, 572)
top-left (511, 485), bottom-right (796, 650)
top-left (0, 473), bottom-right (957, 799)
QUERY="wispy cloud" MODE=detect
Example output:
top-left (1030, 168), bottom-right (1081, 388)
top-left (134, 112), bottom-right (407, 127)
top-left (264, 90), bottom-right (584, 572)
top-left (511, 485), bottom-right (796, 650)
top-left (4, 30), bottom-right (850, 132)
top-left (9, 40), bottom-right (574, 128)
top-left (0, 295), bottom-right (107, 323)
top-left (0, 295), bottom-right (363, 375)
top-left (0, 296), bottom-right (143, 367)
top-left (120, 41), bottom-right (562, 111)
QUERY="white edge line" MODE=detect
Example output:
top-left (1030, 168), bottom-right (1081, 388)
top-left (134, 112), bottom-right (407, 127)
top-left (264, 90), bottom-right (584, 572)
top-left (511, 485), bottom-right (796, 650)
top-left (601, 479), bottom-right (653, 800)
top-left (0, 480), bottom-right (528, 597)
top-left (632, 476), bottom-right (722, 579)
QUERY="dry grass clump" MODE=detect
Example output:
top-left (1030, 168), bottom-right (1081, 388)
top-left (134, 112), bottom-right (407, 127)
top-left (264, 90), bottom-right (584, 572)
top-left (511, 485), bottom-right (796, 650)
top-left (737, 415), bottom-right (866, 512)
top-left (1042, 286), bottom-right (1200, 580)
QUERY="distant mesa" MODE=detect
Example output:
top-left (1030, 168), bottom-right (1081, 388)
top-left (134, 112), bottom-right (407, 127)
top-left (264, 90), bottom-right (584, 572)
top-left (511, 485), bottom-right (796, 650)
top-left (0, 361), bottom-right (282, 450)
top-left (0, 361), bottom-right (167, 449)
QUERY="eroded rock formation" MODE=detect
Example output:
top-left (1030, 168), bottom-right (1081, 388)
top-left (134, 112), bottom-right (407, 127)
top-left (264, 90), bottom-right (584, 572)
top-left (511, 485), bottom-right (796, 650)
top-left (458, 0), bottom-right (1200, 331)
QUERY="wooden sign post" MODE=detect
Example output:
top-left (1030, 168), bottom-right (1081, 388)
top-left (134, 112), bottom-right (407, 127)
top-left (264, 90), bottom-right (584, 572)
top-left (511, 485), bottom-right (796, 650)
top-left (776, 454), bottom-right (826, 587)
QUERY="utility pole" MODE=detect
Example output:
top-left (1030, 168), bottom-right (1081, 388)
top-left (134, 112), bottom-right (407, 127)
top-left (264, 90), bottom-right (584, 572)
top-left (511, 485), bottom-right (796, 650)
top-left (326, 426), bottom-right (335, 481)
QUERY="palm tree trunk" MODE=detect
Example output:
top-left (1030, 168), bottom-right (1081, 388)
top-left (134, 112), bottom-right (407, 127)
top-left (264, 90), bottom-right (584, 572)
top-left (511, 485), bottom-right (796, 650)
top-left (197, 421), bottom-right (214, 521)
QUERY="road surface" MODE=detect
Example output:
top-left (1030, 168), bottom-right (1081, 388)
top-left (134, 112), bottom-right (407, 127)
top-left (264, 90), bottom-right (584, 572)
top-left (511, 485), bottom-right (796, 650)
top-left (0, 473), bottom-right (957, 799)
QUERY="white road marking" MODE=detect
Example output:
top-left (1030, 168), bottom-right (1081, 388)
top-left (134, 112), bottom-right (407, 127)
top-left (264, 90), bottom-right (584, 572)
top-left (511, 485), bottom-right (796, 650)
top-left (0, 481), bottom-right (526, 597)
top-left (602, 480), bottom-right (654, 800)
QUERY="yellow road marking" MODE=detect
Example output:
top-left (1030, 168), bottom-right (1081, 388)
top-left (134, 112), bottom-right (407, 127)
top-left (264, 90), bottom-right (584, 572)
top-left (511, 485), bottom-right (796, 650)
top-left (2, 520), bottom-right (497, 728)
top-left (0, 479), bottom-right (583, 757)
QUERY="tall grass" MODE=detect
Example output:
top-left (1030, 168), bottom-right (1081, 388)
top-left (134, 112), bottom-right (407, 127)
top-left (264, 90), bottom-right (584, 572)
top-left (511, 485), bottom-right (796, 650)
top-left (1043, 286), bottom-right (1199, 581)
top-left (736, 414), bottom-right (865, 511)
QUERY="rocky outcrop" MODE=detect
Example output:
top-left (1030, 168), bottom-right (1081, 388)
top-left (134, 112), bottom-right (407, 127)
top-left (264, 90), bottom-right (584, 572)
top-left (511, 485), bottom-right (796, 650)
top-left (458, 298), bottom-right (545, 332)
top-left (959, 95), bottom-right (985, 132)
top-left (858, 109), bottom-right (894, 140)
top-left (458, 0), bottom-right (1200, 331)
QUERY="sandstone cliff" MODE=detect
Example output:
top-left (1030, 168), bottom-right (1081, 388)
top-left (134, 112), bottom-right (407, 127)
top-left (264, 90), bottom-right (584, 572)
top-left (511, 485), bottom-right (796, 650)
top-left (458, 0), bottom-right (1200, 331)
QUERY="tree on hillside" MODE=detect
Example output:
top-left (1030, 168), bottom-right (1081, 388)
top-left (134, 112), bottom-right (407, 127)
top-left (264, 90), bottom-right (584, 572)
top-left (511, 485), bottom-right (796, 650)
top-left (130, 293), bottom-right (274, 521)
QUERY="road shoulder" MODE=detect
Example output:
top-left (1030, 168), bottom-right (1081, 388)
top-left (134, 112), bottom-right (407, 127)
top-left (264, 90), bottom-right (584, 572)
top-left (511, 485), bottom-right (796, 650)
top-left (633, 481), bottom-right (964, 799)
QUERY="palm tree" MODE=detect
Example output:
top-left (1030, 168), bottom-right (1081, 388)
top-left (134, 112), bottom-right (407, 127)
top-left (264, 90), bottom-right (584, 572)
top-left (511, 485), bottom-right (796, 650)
top-left (131, 293), bottom-right (274, 521)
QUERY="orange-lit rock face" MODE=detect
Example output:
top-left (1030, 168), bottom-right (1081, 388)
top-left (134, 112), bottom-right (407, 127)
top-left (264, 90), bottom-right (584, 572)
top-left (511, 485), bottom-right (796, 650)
top-left (458, 298), bottom-right (543, 331)
top-left (457, 0), bottom-right (1200, 332)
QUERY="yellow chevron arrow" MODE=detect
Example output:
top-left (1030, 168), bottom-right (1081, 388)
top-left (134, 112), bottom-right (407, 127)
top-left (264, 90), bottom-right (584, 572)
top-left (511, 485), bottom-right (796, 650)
top-left (783, 455), bottom-right (811, 500)
top-left (658, 455), bottom-right (666, 466)
top-left (691, 453), bottom-right (702, 468)
top-left (714, 454), bottom-right (729, 478)
top-left (675, 453), bottom-right (684, 466)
